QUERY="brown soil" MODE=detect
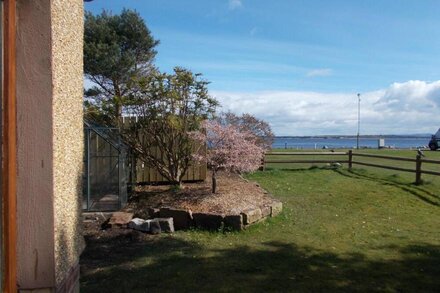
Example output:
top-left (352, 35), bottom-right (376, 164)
top-left (126, 171), bottom-right (275, 216)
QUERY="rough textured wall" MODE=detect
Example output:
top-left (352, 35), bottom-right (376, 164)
top-left (16, 0), bottom-right (84, 290)
top-left (16, 0), bottom-right (56, 288)
top-left (51, 0), bottom-right (85, 286)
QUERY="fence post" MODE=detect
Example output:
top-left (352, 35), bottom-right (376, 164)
top-left (259, 154), bottom-right (265, 171)
top-left (348, 150), bottom-right (353, 169)
top-left (415, 154), bottom-right (422, 185)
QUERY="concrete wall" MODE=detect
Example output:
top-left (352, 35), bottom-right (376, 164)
top-left (16, 0), bottom-right (84, 291)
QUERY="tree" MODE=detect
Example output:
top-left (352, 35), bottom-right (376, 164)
top-left (217, 111), bottom-right (274, 150)
top-left (192, 120), bottom-right (265, 193)
top-left (122, 68), bottom-right (218, 186)
top-left (84, 9), bottom-right (159, 126)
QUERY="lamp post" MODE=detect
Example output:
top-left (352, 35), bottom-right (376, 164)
top-left (357, 93), bottom-right (361, 149)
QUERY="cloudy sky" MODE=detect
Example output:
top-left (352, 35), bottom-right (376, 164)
top-left (86, 0), bottom-right (440, 136)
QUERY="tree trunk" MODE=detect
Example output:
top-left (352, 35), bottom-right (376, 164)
top-left (113, 82), bottom-right (123, 128)
top-left (212, 170), bottom-right (217, 193)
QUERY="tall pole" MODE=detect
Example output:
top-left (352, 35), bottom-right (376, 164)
top-left (357, 93), bottom-right (361, 149)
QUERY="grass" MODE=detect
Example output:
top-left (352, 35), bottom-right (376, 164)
top-left (80, 150), bottom-right (440, 292)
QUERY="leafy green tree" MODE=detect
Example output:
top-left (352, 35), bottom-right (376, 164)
top-left (84, 9), bottom-right (159, 125)
top-left (123, 68), bottom-right (218, 185)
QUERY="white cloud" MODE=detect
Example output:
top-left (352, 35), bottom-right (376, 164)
top-left (229, 0), bottom-right (243, 10)
top-left (375, 80), bottom-right (440, 111)
top-left (306, 68), bottom-right (333, 77)
top-left (212, 80), bottom-right (440, 136)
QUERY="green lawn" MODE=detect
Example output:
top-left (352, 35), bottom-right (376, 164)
top-left (81, 150), bottom-right (440, 292)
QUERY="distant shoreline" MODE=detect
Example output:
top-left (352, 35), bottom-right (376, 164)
top-left (272, 136), bottom-right (430, 149)
top-left (275, 134), bottom-right (431, 139)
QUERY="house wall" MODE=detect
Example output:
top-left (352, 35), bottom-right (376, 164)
top-left (16, 0), bottom-right (84, 291)
top-left (16, 0), bottom-right (56, 288)
top-left (51, 0), bottom-right (84, 287)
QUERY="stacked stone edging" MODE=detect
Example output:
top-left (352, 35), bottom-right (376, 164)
top-left (104, 200), bottom-right (283, 233)
top-left (152, 198), bottom-right (282, 231)
top-left (159, 207), bottom-right (193, 230)
top-left (105, 196), bottom-right (283, 233)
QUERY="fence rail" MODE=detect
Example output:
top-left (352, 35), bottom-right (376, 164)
top-left (263, 150), bottom-right (440, 184)
top-left (268, 152), bottom-right (347, 156)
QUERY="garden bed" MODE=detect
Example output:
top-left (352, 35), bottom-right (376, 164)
top-left (83, 171), bottom-right (282, 235)
top-left (124, 171), bottom-right (282, 231)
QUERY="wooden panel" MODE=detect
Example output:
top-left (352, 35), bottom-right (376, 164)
top-left (421, 158), bottom-right (440, 164)
top-left (266, 160), bottom-right (349, 164)
top-left (2, 0), bottom-right (18, 291)
top-left (420, 170), bottom-right (440, 176)
top-left (135, 146), bottom-right (207, 184)
top-left (268, 152), bottom-right (347, 156)
top-left (353, 152), bottom-right (416, 162)
top-left (352, 161), bottom-right (415, 173)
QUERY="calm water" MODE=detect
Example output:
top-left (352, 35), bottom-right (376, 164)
top-left (273, 136), bottom-right (430, 149)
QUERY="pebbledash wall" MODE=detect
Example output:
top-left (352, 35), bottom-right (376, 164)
top-left (16, 0), bottom-right (84, 292)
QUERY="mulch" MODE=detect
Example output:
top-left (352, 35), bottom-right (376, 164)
top-left (126, 171), bottom-right (275, 216)
top-left (82, 171), bottom-right (276, 241)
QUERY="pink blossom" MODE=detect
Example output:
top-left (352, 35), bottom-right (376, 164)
top-left (191, 120), bottom-right (265, 174)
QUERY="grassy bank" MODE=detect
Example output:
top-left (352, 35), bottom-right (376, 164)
top-left (81, 150), bottom-right (440, 292)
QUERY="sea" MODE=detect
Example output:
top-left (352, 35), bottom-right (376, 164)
top-left (272, 136), bottom-right (431, 150)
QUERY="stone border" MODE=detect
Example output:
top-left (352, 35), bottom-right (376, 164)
top-left (92, 198), bottom-right (283, 233)
top-left (151, 198), bottom-right (282, 231)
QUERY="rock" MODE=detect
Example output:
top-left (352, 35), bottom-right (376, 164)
top-left (140, 220), bottom-right (151, 232)
top-left (331, 162), bottom-right (342, 168)
top-left (148, 207), bottom-right (160, 218)
top-left (108, 212), bottom-right (133, 228)
top-left (128, 218), bottom-right (151, 232)
top-left (270, 201), bottom-right (283, 217)
top-left (192, 213), bottom-right (224, 231)
top-left (150, 220), bottom-right (161, 235)
top-left (224, 215), bottom-right (243, 231)
top-left (160, 207), bottom-right (192, 230)
top-left (156, 218), bottom-right (175, 233)
top-left (128, 218), bottom-right (145, 229)
top-left (241, 208), bottom-right (262, 225)
top-left (261, 205), bottom-right (271, 218)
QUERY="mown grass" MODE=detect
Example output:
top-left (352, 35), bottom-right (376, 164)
top-left (81, 150), bottom-right (440, 292)
top-left (266, 148), bottom-right (440, 187)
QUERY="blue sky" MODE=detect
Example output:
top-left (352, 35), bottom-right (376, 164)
top-left (85, 0), bottom-right (440, 135)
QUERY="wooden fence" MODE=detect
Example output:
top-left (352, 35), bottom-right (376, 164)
top-left (87, 134), bottom-right (207, 185)
top-left (136, 155), bottom-right (207, 183)
top-left (121, 117), bottom-right (207, 184)
top-left (263, 151), bottom-right (440, 184)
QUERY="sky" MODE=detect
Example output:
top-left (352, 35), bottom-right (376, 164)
top-left (85, 0), bottom-right (440, 136)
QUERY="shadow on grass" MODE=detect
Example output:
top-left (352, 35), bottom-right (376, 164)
top-left (333, 168), bottom-right (440, 207)
top-left (80, 231), bottom-right (440, 292)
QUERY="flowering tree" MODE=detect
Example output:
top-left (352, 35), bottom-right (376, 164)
top-left (192, 120), bottom-right (265, 193)
top-left (216, 111), bottom-right (275, 150)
